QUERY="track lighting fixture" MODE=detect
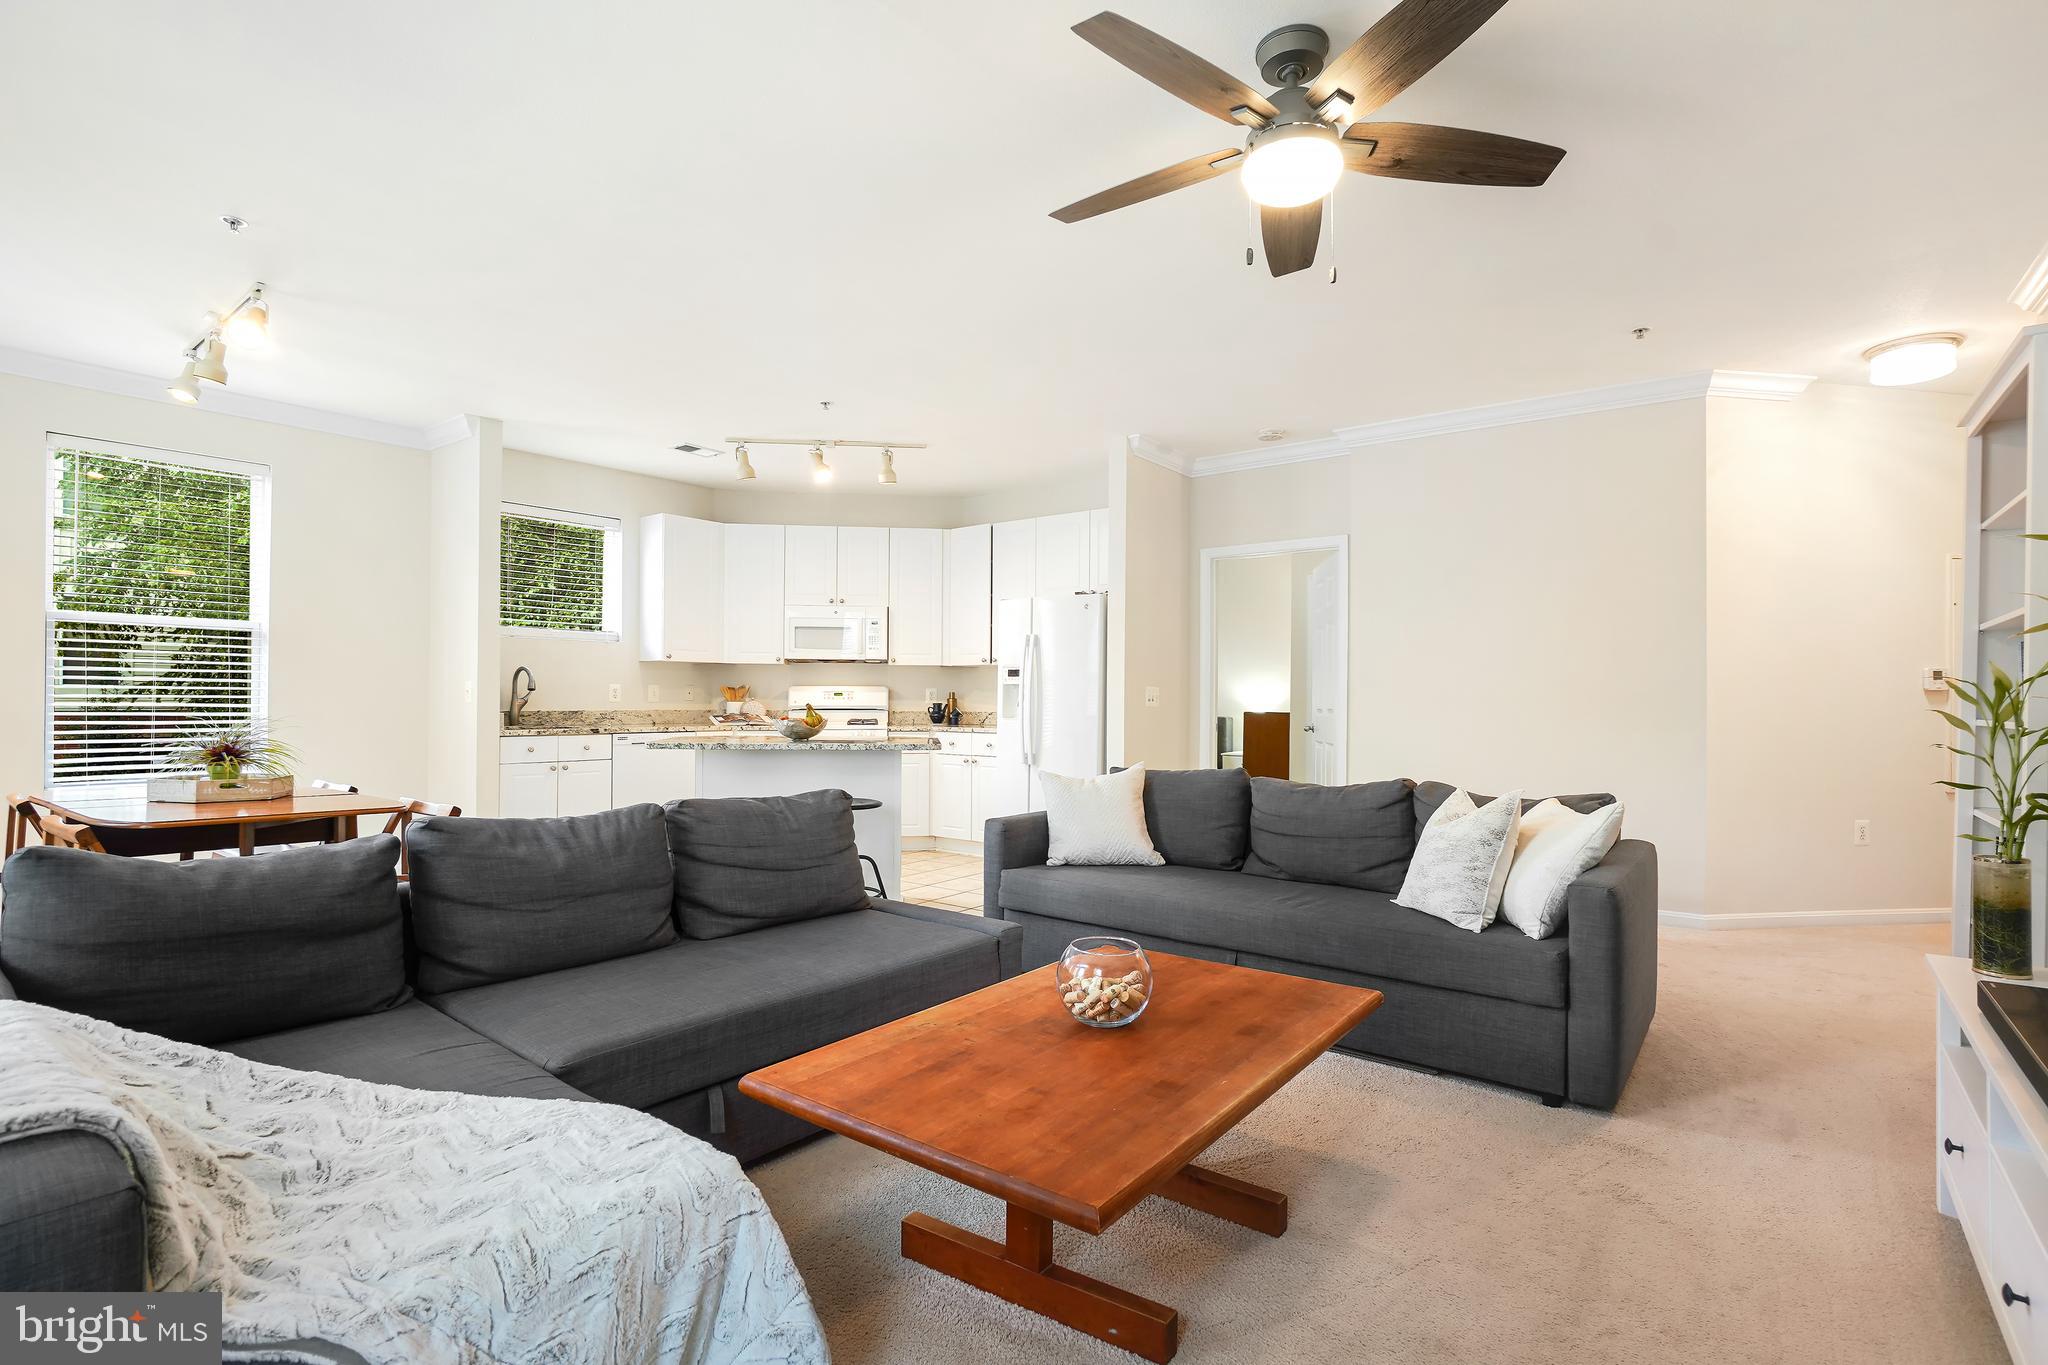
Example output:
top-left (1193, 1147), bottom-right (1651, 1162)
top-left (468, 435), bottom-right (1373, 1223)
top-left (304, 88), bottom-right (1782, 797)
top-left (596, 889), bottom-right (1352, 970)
top-left (223, 284), bottom-right (269, 349)
top-left (734, 444), bottom-right (756, 480)
top-left (190, 322), bottom-right (228, 385)
top-left (810, 446), bottom-right (834, 485)
top-left (877, 449), bottom-right (897, 485)
top-left (165, 363), bottom-right (201, 404)
top-left (721, 433), bottom-right (925, 486)
top-left (164, 283), bottom-right (272, 407)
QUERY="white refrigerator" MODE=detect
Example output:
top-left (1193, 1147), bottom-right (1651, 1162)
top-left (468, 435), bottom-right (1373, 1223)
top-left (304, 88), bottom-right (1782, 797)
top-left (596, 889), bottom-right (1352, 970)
top-left (996, 593), bottom-right (1108, 809)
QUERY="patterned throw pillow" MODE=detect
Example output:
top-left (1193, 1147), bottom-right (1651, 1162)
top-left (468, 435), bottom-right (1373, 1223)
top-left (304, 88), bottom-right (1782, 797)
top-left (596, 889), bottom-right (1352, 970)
top-left (1393, 787), bottom-right (1523, 932)
top-left (1500, 798), bottom-right (1625, 939)
top-left (1041, 764), bottom-right (1166, 867)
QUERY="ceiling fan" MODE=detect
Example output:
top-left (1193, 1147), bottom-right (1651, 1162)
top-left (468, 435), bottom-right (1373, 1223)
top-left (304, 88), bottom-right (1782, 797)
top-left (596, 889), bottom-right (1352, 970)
top-left (1051, 3), bottom-right (1565, 277)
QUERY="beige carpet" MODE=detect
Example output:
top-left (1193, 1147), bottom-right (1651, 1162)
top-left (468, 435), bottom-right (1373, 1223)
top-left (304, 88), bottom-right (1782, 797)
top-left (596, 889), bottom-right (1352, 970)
top-left (749, 923), bottom-right (2005, 1364)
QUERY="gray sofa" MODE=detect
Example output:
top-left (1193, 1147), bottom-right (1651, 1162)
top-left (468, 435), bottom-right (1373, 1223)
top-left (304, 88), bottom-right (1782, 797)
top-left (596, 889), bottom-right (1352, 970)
top-left (984, 770), bottom-right (1655, 1109)
top-left (0, 790), bottom-right (1020, 1295)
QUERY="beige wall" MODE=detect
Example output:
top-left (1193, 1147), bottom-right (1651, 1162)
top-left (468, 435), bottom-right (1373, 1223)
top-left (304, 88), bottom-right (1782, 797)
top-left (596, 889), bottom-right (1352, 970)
top-left (425, 419), bottom-right (502, 814)
top-left (1118, 451), bottom-right (1193, 769)
top-left (1704, 382), bottom-right (1966, 915)
top-left (0, 371), bottom-right (433, 801)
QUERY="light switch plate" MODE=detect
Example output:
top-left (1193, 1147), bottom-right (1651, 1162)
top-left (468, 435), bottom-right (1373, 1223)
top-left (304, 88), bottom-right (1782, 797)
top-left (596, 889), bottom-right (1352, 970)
top-left (1144, 685), bottom-right (1161, 708)
top-left (647, 683), bottom-right (661, 703)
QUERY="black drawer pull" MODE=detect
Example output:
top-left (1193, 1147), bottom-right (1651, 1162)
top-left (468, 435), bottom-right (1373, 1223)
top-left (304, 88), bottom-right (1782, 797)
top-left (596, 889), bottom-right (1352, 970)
top-left (2004, 1284), bottom-right (2031, 1308)
top-left (1945, 1138), bottom-right (1966, 1156)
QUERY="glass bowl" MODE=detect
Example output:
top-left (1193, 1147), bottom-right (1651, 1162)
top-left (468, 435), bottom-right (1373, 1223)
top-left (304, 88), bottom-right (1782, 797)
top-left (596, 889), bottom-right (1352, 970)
top-left (1057, 936), bottom-right (1153, 1028)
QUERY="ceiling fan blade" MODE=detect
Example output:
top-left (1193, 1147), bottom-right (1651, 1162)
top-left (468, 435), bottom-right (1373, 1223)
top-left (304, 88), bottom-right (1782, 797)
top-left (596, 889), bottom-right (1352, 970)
top-left (1260, 201), bottom-right (1322, 277)
top-left (1341, 122), bottom-right (1564, 186)
top-left (1050, 148), bottom-right (1244, 224)
top-left (1072, 12), bottom-right (1278, 124)
top-left (1308, 0), bottom-right (1510, 117)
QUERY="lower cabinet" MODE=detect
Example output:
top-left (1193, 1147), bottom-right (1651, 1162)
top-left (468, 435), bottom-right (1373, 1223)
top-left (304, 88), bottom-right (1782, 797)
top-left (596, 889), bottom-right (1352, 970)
top-left (498, 758), bottom-right (613, 818)
top-left (900, 752), bottom-right (931, 838)
top-left (930, 755), bottom-right (974, 840)
top-left (917, 749), bottom-right (1028, 844)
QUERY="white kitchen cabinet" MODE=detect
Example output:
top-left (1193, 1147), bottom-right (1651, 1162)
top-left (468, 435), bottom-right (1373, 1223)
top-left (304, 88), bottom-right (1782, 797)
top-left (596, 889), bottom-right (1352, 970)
top-left (497, 737), bottom-right (613, 817)
top-left (992, 519), bottom-right (1035, 603)
top-left (943, 523), bottom-right (993, 665)
top-left (723, 523), bottom-right (785, 663)
top-left (888, 528), bottom-right (944, 665)
top-left (1034, 511), bottom-right (1091, 597)
top-left (555, 759), bottom-right (615, 817)
top-left (783, 525), bottom-right (838, 605)
top-left (972, 757), bottom-right (1030, 829)
top-left (931, 755), bottom-right (975, 840)
top-left (900, 751), bottom-right (931, 838)
top-left (639, 514), bottom-right (724, 662)
top-left (498, 762), bottom-right (559, 819)
top-left (837, 526), bottom-right (890, 608)
top-left (926, 747), bottom-right (1027, 843)
top-left (1088, 507), bottom-right (1109, 592)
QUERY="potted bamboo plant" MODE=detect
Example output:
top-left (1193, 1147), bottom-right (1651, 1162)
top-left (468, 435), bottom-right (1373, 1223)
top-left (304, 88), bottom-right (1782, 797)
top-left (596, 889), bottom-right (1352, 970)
top-left (1937, 663), bottom-right (2048, 978)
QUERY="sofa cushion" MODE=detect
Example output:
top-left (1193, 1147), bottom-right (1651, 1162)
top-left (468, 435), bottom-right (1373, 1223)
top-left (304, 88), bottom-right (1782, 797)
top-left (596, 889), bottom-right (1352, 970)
top-left (427, 908), bottom-right (1002, 1107)
top-left (1241, 777), bottom-right (1416, 893)
top-left (1413, 780), bottom-right (1614, 831)
top-left (998, 863), bottom-right (1568, 1009)
top-left (404, 804), bottom-right (677, 993)
top-left (1143, 768), bottom-right (1251, 870)
top-left (0, 838), bottom-right (409, 1045)
top-left (222, 1000), bottom-right (589, 1103)
top-left (665, 790), bottom-right (869, 940)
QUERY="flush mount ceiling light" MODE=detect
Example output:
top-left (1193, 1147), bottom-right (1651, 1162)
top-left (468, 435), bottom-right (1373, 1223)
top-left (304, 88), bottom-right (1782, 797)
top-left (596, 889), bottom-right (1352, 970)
top-left (1864, 332), bottom-right (1963, 387)
top-left (164, 283), bottom-right (272, 407)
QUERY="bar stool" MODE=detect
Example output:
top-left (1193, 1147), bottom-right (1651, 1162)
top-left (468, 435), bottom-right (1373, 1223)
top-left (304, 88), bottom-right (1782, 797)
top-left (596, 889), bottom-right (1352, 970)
top-left (849, 796), bottom-right (887, 898)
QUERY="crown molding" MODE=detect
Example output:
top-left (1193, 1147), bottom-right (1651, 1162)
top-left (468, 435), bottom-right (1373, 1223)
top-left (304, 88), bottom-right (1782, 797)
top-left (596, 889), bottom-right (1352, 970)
top-left (419, 413), bottom-right (477, 449)
top-left (1191, 370), bottom-right (1816, 477)
top-left (1127, 434), bottom-right (1195, 476)
top-left (0, 344), bottom-right (464, 451)
top-left (2013, 239), bottom-right (2048, 314)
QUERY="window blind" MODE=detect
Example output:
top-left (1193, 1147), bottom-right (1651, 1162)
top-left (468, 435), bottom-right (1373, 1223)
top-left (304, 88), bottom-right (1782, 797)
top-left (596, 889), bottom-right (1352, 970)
top-left (45, 439), bottom-right (267, 786)
top-left (499, 504), bottom-right (619, 636)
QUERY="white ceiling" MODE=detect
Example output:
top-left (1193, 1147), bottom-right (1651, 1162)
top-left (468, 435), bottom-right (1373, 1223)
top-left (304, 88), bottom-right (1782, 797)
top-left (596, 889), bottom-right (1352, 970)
top-left (1, 1), bottom-right (2043, 492)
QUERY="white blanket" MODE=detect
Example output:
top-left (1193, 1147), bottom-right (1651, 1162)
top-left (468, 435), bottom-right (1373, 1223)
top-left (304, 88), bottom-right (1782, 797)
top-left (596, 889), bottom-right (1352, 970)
top-left (0, 1001), bottom-right (829, 1365)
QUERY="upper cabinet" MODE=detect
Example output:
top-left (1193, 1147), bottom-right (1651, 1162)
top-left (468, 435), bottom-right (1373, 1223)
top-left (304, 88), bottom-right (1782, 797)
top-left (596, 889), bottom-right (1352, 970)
top-left (1034, 511), bottom-right (1090, 597)
top-left (888, 528), bottom-right (944, 666)
top-left (723, 522), bottom-right (784, 663)
top-left (992, 519), bottom-right (1035, 601)
top-left (1089, 508), bottom-right (1109, 593)
top-left (784, 525), bottom-right (889, 607)
top-left (943, 524), bottom-right (993, 666)
top-left (639, 514), bottom-right (724, 662)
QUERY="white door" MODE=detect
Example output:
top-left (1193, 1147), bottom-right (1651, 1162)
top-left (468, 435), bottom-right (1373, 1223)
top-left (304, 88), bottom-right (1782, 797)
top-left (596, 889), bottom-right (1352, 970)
top-left (498, 762), bottom-right (558, 818)
top-left (835, 525), bottom-right (891, 607)
top-left (942, 524), bottom-right (993, 665)
top-left (1088, 508), bottom-right (1109, 593)
top-left (1034, 511), bottom-right (1090, 596)
top-left (992, 519), bottom-right (1036, 601)
top-left (723, 523), bottom-right (785, 662)
top-left (931, 755), bottom-right (974, 840)
top-left (784, 525), bottom-right (838, 605)
top-left (555, 760), bottom-right (614, 817)
top-left (1305, 556), bottom-right (1344, 784)
top-left (900, 751), bottom-right (931, 838)
top-left (972, 757), bottom-right (1030, 834)
top-left (888, 528), bottom-right (944, 666)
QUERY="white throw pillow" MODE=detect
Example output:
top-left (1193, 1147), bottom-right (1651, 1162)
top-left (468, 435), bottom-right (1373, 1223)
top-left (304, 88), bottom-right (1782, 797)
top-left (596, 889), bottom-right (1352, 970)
top-left (1393, 788), bottom-right (1522, 932)
top-left (1041, 764), bottom-right (1165, 867)
top-left (1500, 798), bottom-right (1625, 939)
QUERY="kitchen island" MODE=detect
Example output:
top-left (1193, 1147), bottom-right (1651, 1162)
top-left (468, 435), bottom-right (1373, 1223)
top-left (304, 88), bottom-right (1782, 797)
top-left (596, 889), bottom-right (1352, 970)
top-left (648, 736), bottom-right (937, 904)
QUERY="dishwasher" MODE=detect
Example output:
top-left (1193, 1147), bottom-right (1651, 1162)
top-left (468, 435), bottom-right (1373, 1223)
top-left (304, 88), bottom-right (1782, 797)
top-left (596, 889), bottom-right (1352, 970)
top-left (611, 734), bottom-right (699, 805)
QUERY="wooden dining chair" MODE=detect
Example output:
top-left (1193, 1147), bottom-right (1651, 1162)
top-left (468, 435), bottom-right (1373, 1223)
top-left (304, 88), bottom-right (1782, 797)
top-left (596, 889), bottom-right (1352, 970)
top-left (35, 814), bottom-right (108, 854)
top-left (383, 799), bottom-right (461, 878)
top-left (5, 793), bottom-right (50, 858)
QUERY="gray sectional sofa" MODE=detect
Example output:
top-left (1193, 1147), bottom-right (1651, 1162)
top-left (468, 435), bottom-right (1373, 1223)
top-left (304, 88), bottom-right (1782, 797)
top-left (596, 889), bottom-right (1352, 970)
top-left (984, 769), bottom-right (1656, 1109)
top-left (0, 789), bottom-right (1020, 1293)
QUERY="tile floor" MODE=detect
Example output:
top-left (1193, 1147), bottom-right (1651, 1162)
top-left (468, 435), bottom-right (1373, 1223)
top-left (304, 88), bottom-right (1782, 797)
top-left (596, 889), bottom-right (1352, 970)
top-left (897, 849), bottom-right (984, 913)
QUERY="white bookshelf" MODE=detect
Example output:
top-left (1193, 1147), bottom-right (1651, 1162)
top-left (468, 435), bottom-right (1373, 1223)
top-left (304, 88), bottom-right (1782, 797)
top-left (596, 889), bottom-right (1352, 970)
top-left (1956, 325), bottom-right (2048, 967)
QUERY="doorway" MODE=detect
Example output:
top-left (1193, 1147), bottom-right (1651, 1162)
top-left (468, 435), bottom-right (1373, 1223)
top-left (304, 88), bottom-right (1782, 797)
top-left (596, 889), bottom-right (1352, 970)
top-left (1198, 537), bottom-right (1348, 783)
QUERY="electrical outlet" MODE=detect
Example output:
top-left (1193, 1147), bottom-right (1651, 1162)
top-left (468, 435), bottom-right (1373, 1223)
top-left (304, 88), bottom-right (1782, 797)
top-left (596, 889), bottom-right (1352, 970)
top-left (647, 683), bottom-right (660, 704)
top-left (925, 689), bottom-right (937, 704)
top-left (1144, 685), bottom-right (1161, 709)
top-left (608, 682), bottom-right (622, 703)
top-left (684, 687), bottom-right (697, 703)
top-left (1853, 819), bottom-right (1871, 847)
top-left (462, 681), bottom-right (474, 705)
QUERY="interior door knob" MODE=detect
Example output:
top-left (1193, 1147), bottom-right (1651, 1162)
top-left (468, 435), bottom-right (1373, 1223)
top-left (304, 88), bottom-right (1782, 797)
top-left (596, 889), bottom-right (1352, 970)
top-left (2005, 1284), bottom-right (2031, 1308)
top-left (1944, 1138), bottom-right (1965, 1155)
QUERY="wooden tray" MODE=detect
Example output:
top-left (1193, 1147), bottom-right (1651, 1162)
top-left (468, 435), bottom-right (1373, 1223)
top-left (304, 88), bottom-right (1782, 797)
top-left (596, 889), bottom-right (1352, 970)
top-left (145, 774), bottom-right (294, 804)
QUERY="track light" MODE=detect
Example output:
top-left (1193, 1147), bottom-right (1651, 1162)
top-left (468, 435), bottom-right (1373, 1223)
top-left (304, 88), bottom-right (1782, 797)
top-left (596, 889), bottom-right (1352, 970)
top-left (721, 432), bottom-right (926, 486)
top-left (224, 285), bottom-right (269, 349)
top-left (166, 363), bottom-right (201, 404)
top-left (734, 444), bottom-right (756, 480)
top-left (810, 446), bottom-right (833, 484)
top-left (190, 327), bottom-right (228, 385)
top-left (877, 448), bottom-right (897, 485)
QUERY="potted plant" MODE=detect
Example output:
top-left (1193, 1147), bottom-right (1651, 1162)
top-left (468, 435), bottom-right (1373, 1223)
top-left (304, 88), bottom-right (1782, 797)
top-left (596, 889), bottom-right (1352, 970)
top-left (1937, 663), bottom-right (2048, 978)
top-left (171, 725), bottom-right (300, 787)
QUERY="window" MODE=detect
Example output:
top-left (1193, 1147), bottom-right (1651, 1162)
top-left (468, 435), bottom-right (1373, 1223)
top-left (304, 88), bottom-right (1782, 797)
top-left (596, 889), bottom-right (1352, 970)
top-left (499, 503), bottom-right (621, 639)
top-left (45, 436), bottom-right (269, 786)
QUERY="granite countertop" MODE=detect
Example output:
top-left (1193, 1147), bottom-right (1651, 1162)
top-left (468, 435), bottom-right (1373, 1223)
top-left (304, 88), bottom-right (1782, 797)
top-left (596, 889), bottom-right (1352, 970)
top-left (645, 736), bottom-right (939, 752)
top-left (889, 725), bottom-right (997, 736)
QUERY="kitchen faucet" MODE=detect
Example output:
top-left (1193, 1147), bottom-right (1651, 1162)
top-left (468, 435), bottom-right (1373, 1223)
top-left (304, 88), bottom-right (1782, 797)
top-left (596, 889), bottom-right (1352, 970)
top-left (509, 666), bottom-right (538, 727)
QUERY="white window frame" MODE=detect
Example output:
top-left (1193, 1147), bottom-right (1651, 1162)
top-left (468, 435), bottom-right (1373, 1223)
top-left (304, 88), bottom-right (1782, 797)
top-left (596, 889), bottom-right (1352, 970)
top-left (42, 433), bottom-right (272, 789)
top-left (498, 501), bottom-right (623, 642)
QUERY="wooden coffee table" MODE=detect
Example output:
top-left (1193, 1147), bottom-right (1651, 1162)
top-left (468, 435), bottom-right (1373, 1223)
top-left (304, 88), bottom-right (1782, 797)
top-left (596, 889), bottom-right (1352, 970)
top-left (739, 952), bottom-right (1382, 1362)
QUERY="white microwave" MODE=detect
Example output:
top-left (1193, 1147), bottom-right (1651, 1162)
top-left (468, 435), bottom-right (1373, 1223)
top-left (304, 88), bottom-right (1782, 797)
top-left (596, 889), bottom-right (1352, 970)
top-left (783, 608), bottom-right (887, 661)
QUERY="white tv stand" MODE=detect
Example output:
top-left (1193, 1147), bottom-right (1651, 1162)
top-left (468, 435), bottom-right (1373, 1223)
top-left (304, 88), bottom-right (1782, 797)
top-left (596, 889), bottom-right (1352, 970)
top-left (1933, 954), bottom-right (2048, 1362)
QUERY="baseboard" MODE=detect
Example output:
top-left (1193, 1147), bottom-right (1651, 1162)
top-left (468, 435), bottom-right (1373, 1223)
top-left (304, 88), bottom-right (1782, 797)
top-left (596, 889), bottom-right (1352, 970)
top-left (900, 836), bottom-right (984, 857)
top-left (1660, 907), bottom-right (1948, 929)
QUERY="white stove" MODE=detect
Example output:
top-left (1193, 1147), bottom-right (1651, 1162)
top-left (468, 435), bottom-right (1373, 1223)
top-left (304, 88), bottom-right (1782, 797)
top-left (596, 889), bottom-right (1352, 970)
top-left (788, 685), bottom-right (889, 741)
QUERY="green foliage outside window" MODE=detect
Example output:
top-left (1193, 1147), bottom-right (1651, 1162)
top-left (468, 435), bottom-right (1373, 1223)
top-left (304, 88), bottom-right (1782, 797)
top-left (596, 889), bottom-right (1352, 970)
top-left (500, 513), bottom-right (609, 632)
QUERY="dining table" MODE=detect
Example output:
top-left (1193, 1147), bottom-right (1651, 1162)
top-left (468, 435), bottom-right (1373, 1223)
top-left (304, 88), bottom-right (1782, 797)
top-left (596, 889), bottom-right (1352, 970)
top-left (5, 787), bottom-right (411, 859)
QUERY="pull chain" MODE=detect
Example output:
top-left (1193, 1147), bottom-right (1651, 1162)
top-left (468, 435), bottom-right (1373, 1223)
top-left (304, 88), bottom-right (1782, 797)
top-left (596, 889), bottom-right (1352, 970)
top-left (1246, 195), bottom-right (1257, 267)
top-left (1327, 187), bottom-right (1339, 285)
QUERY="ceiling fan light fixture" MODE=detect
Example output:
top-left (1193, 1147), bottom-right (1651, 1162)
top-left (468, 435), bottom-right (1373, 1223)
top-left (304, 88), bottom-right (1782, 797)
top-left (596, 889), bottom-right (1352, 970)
top-left (1240, 122), bottom-right (1342, 208)
top-left (1863, 333), bottom-right (1963, 387)
top-left (810, 446), bottom-right (833, 485)
top-left (166, 362), bottom-right (201, 405)
top-left (734, 444), bottom-right (756, 480)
